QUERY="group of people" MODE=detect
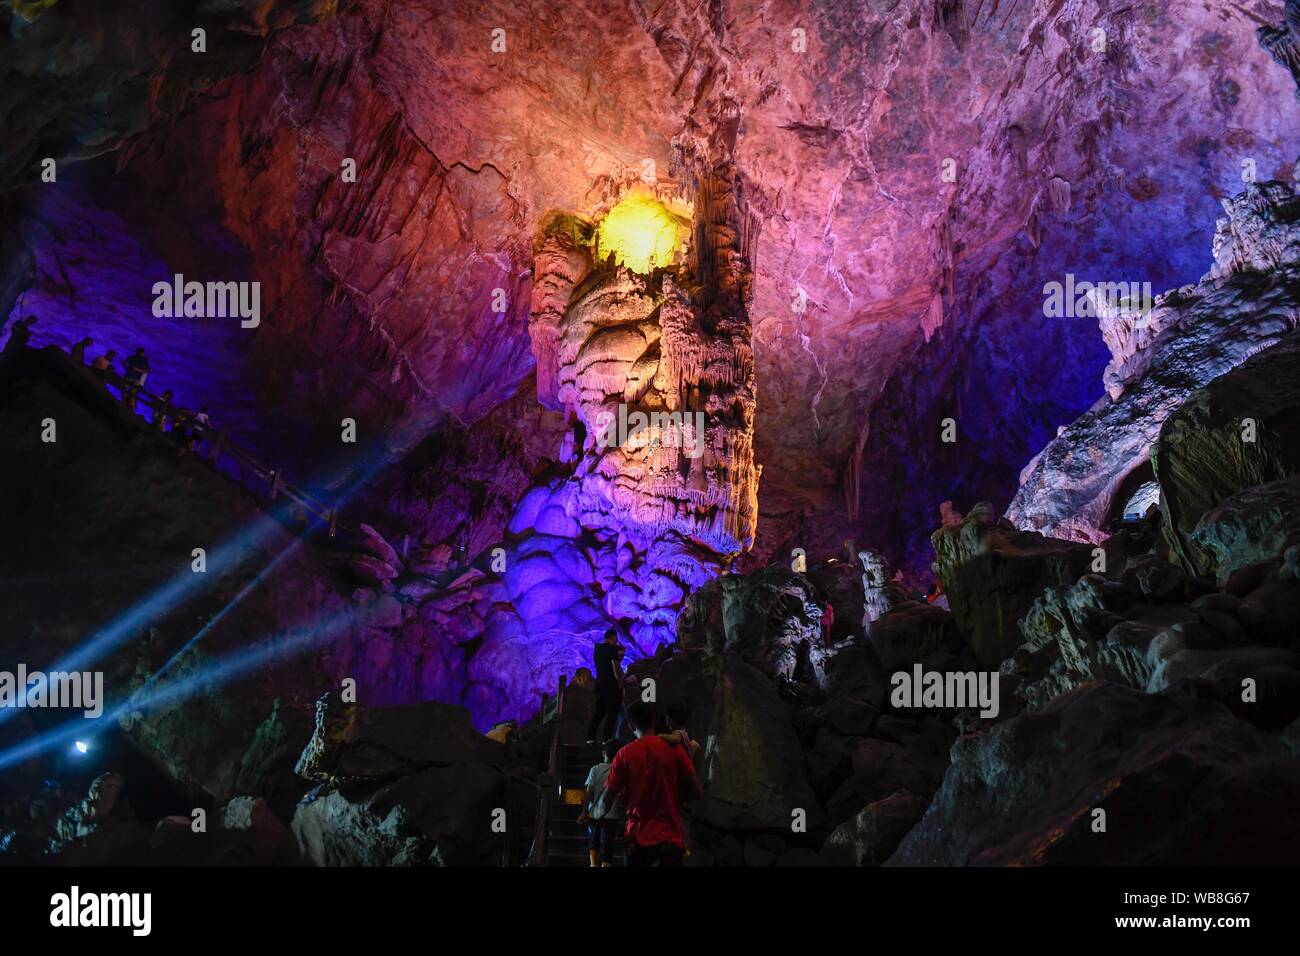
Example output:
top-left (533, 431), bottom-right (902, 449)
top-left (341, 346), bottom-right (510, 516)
top-left (576, 629), bottom-right (704, 867)
top-left (3, 316), bottom-right (213, 453)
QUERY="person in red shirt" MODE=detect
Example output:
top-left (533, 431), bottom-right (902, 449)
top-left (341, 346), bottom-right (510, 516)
top-left (604, 701), bottom-right (703, 866)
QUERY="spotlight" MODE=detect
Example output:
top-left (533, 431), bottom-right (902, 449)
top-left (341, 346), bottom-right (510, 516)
top-left (73, 740), bottom-right (89, 755)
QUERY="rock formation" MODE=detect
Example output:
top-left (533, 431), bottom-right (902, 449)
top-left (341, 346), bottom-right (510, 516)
top-left (889, 682), bottom-right (1300, 866)
top-left (1009, 180), bottom-right (1300, 543)
top-left (1154, 327), bottom-right (1300, 577)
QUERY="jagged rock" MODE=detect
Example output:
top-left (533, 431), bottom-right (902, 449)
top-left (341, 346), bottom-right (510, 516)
top-left (233, 700), bottom-right (314, 824)
top-left (1011, 564), bottom-right (1299, 711)
top-left (859, 549), bottom-right (910, 625)
top-left (0, 775), bottom-right (150, 866)
top-left (294, 693), bottom-right (504, 786)
top-left (1009, 181), bottom-right (1300, 544)
top-left (348, 555), bottom-right (400, 586)
top-left (824, 738), bottom-right (948, 823)
top-left (1123, 554), bottom-right (1191, 603)
top-left (820, 790), bottom-right (929, 867)
top-left (1155, 328), bottom-right (1300, 576)
top-left (932, 503), bottom-right (1094, 666)
top-left (681, 564), bottom-right (829, 690)
top-left (888, 682), bottom-right (1300, 865)
top-left (358, 522), bottom-right (403, 569)
top-left (291, 764), bottom-right (505, 866)
top-left (52, 772), bottom-right (127, 843)
top-left (694, 654), bottom-right (826, 832)
top-left (1190, 476), bottom-right (1300, 586)
top-left (1259, 1), bottom-right (1300, 100)
top-left (867, 601), bottom-right (965, 674)
top-left (805, 558), bottom-right (866, 642)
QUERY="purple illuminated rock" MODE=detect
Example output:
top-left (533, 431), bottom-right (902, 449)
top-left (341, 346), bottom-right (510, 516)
top-left (1009, 181), bottom-right (1300, 544)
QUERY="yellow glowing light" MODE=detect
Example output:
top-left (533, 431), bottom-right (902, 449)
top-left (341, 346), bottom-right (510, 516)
top-left (596, 193), bottom-right (688, 274)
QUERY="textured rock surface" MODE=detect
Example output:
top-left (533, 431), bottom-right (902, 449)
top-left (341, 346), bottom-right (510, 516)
top-left (679, 564), bottom-right (828, 689)
top-left (1154, 327), bottom-right (1300, 576)
top-left (820, 790), bottom-right (929, 867)
top-left (291, 764), bottom-right (506, 866)
top-left (932, 502), bottom-right (1094, 665)
top-left (889, 682), bottom-right (1300, 866)
top-left (1009, 181), bottom-right (1300, 544)
top-left (294, 694), bottom-right (504, 785)
top-left (693, 654), bottom-right (826, 832)
top-left (1192, 476), bottom-right (1300, 585)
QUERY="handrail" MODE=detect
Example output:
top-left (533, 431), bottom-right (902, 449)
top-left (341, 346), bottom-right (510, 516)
top-left (90, 362), bottom-right (347, 539)
top-left (527, 672), bottom-right (567, 866)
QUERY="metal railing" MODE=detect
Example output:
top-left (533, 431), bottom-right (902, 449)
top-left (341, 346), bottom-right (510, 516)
top-left (527, 673), bottom-right (567, 867)
top-left (92, 364), bottom-right (347, 539)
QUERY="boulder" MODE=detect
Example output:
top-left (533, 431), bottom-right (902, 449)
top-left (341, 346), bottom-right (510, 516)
top-left (932, 502), bottom-right (1095, 666)
top-left (291, 763), bottom-right (505, 866)
top-left (1154, 328), bottom-right (1300, 576)
top-left (234, 699), bottom-right (314, 823)
top-left (679, 564), bottom-right (829, 690)
top-left (820, 790), bottom-right (929, 867)
top-left (825, 737), bottom-right (948, 822)
top-left (1191, 476), bottom-right (1300, 585)
top-left (888, 681), bottom-right (1300, 865)
top-left (867, 601), bottom-right (965, 673)
top-left (294, 693), bottom-right (504, 786)
top-left (806, 558), bottom-right (867, 642)
top-left (694, 654), bottom-right (826, 832)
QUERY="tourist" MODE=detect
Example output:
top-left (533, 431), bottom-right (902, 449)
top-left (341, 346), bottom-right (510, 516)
top-left (172, 407), bottom-right (196, 453)
top-left (604, 701), bottom-right (701, 867)
top-left (823, 600), bottom-right (835, 645)
top-left (659, 701), bottom-right (701, 764)
top-left (577, 739), bottom-right (623, 867)
top-left (4, 315), bottom-right (35, 350)
top-left (69, 336), bottom-right (93, 364)
top-left (124, 347), bottom-right (149, 410)
top-left (586, 628), bottom-right (626, 745)
top-left (155, 390), bottom-right (174, 432)
top-left (90, 349), bottom-right (116, 373)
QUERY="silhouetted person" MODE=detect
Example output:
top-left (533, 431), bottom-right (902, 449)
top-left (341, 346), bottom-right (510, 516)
top-left (155, 390), bottom-right (174, 432)
top-left (604, 701), bottom-right (702, 867)
top-left (190, 405), bottom-right (212, 453)
top-left (124, 347), bottom-right (149, 411)
top-left (577, 739), bottom-right (624, 867)
top-left (90, 349), bottom-right (117, 380)
top-left (4, 315), bottom-right (35, 351)
top-left (659, 701), bottom-right (701, 765)
top-left (586, 628), bottom-right (626, 744)
top-left (69, 336), bottom-right (93, 364)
